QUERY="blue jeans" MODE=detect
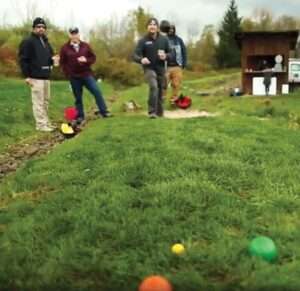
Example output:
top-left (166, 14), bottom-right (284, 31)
top-left (70, 76), bottom-right (107, 119)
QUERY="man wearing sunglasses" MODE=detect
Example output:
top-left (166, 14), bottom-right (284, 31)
top-left (19, 17), bottom-right (58, 132)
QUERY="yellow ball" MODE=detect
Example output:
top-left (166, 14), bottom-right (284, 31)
top-left (171, 243), bottom-right (185, 255)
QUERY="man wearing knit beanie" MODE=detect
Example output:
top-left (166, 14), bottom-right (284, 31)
top-left (19, 17), bottom-right (59, 132)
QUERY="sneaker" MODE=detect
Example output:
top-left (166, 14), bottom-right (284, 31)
top-left (149, 113), bottom-right (158, 119)
top-left (36, 126), bottom-right (55, 132)
top-left (47, 124), bottom-right (57, 130)
top-left (75, 117), bottom-right (85, 125)
top-left (170, 96), bottom-right (178, 105)
top-left (101, 112), bottom-right (113, 118)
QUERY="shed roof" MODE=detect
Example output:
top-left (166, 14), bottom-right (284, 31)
top-left (235, 30), bottom-right (299, 47)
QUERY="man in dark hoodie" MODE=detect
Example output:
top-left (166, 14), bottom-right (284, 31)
top-left (19, 17), bottom-right (58, 132)
top-left (167, 24), bottom-right (187, 104)
top-left (60, 27), bottom-right (111, 124)
top-left (133, 18), bottom-right (172, 118)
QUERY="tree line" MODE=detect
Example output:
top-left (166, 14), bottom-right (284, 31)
top-left (0, 1), bottom-right (300, 84)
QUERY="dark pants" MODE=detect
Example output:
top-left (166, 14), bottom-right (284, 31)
top-left (265, 84), bottom-right (270, 96)
top-left (264, 81), bottom-right (271, 96)
top-left (144, 69), bottom-right (165, 116)
top-left (264, 72), bottom-right (272, 96)
top-left (70, 75), bottom-right (107, 119)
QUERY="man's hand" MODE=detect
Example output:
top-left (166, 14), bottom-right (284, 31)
top-left (141, 58), bottom-right (151, 65)
top-left (77, 56), bottom-right (87, 63)
top-left (25, 78), bottom-right (33, 87)
top-left (52, 55), bottom-right (60, 67)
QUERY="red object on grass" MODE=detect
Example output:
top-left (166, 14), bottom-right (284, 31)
top-left (64, 107), bottom-right (78, 121)
top-left (175, 95), bottom-right (192, 109)
top-left (139, 276), bottom-right (173, 291)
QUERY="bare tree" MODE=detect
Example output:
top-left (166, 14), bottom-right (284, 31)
top-left (274, 15), bottom-right (299, 30)
top-left (11, 0), bottom-right (41, 23)
top-left (187, 20), bottom-right (201, 43)
top-left (0, 10), bottom-right (9, 27)
top-left (90, 12), bottom-right (135, 59)
top-left (253, 8), bottom-right (274, 30)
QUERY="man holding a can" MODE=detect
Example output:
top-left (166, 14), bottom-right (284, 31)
top-left (133, 18), bottom-right (172, 118)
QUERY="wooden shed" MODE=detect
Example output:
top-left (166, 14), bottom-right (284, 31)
top-left (235, 31), bottom-right (299, 95)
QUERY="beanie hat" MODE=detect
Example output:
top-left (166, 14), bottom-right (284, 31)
top-left (32, 17), bottom-right (47, 28)
top-left (160, 20), bottom-right (171, 33)
top-left (69, 27), bottom-right (79, 34)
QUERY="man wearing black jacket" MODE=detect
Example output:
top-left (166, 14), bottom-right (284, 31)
top-left (19, 17), bottom-right (58, 132)
top-left (133, 18), bottom-right (172, 118)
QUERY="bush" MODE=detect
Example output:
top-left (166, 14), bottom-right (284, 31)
top-left (93, 57), bottom-right (143, 86)
top-left (0, 24), bottom-right (144, 85)
top-left (50, 67), bottom-right (65, 80)
top-left (0, 29), bottom-right (10, 46)
top-left (0, 46), bottom-right (19, 77)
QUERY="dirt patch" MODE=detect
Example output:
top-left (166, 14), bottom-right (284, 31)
top-left (0, 131), bottom-right (65, 181)
top-left (164, 110), bottom-right (219, 119)
top-left (0, 112), bottom-right (99, 182)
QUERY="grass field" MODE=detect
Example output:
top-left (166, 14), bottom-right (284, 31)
top-left (0, 78), bottom-right (114, 152)
top-left (1, 72), bottom-right (300, 290)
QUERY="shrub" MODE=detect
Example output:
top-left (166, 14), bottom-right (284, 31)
top-left (93, 58), bottom-right (143, 86)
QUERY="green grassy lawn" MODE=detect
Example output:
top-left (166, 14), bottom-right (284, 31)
top-left (0, 78), bottom-right (114, 152)
top-left (113, 70), bottom-right (300, 127)
top-left (1, 73), bottom-right (300, 290)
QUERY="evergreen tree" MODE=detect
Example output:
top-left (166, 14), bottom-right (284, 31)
top-left (216, 0), bottom-right (242, 68)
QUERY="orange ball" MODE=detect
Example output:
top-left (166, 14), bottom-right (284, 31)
top-left (139, 275), bottom-right (173, 291)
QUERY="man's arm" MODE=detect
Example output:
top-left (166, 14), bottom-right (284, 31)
top-left (48, 42), bottom-right (54, 65)
top-left (18, 39), bottom-right (32, 78)
top-left (59, 46), bottom-right (70, 77)
top-left (180, 37), bottom-right (187, 68)
top-left (133, 38), bottom-right (151, 65)
top-left (165, 37), bottom-right (174, 61)
top-left (133, 39), bottom-right (144, 64)
top-left (85, 44), bottom-right (96, 65)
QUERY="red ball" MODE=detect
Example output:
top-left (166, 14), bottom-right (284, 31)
top-left (175, 96), bottom-right (192, 109)
top-left (64, 107), bottom-right (78, 121)
top-left (139, 276), bottom-right (173, 291)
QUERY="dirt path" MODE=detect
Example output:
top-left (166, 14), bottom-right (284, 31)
top-left (164, 110), bottom-right (219, 119)
top-left (0, 131), bottom-right (65, 181)
top-left (0, 112), bottom-right (100, 182)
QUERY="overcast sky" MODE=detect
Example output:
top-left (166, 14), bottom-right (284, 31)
top-left (0, 0), bottom-right (300, 39)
